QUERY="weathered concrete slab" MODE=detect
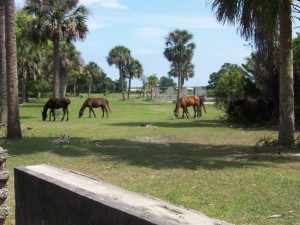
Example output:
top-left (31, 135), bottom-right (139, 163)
top-left (15, 164), bottom-right (232, 225)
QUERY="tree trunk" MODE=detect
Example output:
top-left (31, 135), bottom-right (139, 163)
top-left (177, 62), bottom-right (182, 99)
top-left (88, 82), bottom-right (91, 98)
top-left (53, 36), bottom-right (60, 98)
top-left (278, 1), bottom-right (295, 145)
top-left (0, 1), bottom-right (7, 125)
top-left (127, 76), bottom-right (132, 100)
top-left (21, 69), bottom-right (27, 104)
top-left (120, 68), bottom-right (126, 100)
top-left (60, 74), bottom-right (67, 97)
top-left (5, 0), bottom-right (22, 139)
top-left (177, 51), bottom-right (182, 100)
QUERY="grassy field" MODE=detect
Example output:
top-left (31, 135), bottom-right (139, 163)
top-left (0, 94), bottom-right (299, 225)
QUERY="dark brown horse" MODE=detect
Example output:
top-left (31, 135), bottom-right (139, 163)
top-left (42, 97), bottom-right (71, 121)
top-left (227, 98), bottom-right (275, 123)
top-left (79, 97), bottom-right (112, 118)
top-left (173, 96), bottom-right (207, 119)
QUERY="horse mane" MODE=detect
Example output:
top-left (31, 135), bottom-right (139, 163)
top-left (79, 99), bottom-right (88, 113)
top-left (174, 98), bottom-right (182, 112)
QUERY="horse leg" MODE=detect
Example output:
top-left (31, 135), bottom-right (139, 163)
top-left (66, 108), bottom-right (69, 121)
top-left (193, 105), bottom-right (197, 118)
top-left (104, 107), bottom-right (108, 118)
top-left (181, 107), bottom-right (185, 118)
top-left (183, 107), bottom-right (189, 119)
top-left (61, 108), bottom-right (66, 121)
top-left (88, 108), bottom-right (92, 118)
top-left (186, 108), bottom-right (190, 118)
top-left (198, 105), bottom-right (202, 118)
top-left (101, 106), bottom-right (105, 118)
top-left (49, 109), bottom-right (53, 121)
top-left (52, 109), bottom-right (56, 121)
top-left (91, 108), bottom-right (96, 117)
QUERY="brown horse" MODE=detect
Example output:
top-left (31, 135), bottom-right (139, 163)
top-left (42, 97), bottom-right (71, 121)
top-left (227, 98), bottom-right (275, 123)
top-left (79, 97), bottom-right (112, 118)
top-left (173, 96), bottom-right (206, 119)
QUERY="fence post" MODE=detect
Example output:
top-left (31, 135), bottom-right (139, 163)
top-left (183, 87), bottom-right (188, 96)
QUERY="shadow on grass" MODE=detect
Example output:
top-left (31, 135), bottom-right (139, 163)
top-left (108, 119), bottom-right (279, 130)
top-left (2, 136), bottom-right (299, 170)
top-left (20, 101), bottom-right (45, 108)
top-left (108, 119), bottom-right (230, 128)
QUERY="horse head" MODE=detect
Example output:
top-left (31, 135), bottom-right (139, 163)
top-left (42, 111), bottom-right (47, 121)
top-left (173, 109), bottom-right (179, 119)
top-left (79, 109), bottom-right (84, 118)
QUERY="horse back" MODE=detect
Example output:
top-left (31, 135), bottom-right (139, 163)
top-left (178, 96), bottom-right (197, 107)
top-left (47, 97), bottom-right (70, 109)
top-left (86, 97), bottom-right (109, 108)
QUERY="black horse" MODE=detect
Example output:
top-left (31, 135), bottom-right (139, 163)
top-left (42, 97), bottom-right (71, 121)
top-left (228, 98), bottom-right (275, 123)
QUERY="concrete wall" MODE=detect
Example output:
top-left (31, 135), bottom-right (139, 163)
top-left (15, 164), bottom-right (231, 225)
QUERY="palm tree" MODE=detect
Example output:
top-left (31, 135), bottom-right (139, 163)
top-left (17, 40), bottom-right (41, 103)
top-left (84, 62), bottom-right (103, 97)
top-left (147, 74), bottom-right (159, 100)
top-left (24, 0), bottom-right (89, 98)
top-left (5, 0), bottom-right (22, 139)
top-left (107, 45), bottom-right (132, 100)
top-left (126, 59), bottom-right (143, 100)
top-left (164, 29), bottom-right (196, 99)
top-left (169, 61), bottom-right (194, 88)
top-left (58, 42), bottom-right (83, 97)
top-left (210, 0), bottom-right (295, 145)
top-left (0, 0), bottom-right (8, 125)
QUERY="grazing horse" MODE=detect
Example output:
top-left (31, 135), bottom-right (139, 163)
top-left (227, 98), bottom-right (275, 123)
top-left (42, 97), bottom-right (71, 121)
top-left (173, 96), bottom-right (207, 119)
top-left (79, 97), bottom-right (112, 118)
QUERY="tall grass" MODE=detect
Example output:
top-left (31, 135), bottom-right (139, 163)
top-left (1, 94), bottom-right (299, 225)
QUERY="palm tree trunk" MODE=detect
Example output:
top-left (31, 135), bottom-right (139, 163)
top-left (88, 83), bottom-right (91, 97)
top-left (53, 36), bottom-right (60, 98)
top-left (278, 1), bottom-right (295, 145)
top-left (120, 68), bottom-right (126, 100)
top-left (5, 0), bottom-right (22, 139)
top-left (127, 76), bottom-right (132, 100)
top-left (0, 0), bottom-right (7, 125)
top-left (21, 70), bottom-right (27, 104)
top-left (178, 52), bottom-right (182, 99)
top-left (60, 74), bottom-right (67, 97)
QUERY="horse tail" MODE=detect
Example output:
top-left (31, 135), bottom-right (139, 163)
top-left (66, 98), bottom-right (71, 105)
top-left (106, 100), bottom-right (112, 113)
top-left (202, 101), bottom-right (207, 114)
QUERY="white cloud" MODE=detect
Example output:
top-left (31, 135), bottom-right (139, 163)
top-left (134, 27), bottom-right (168, 41)
top-left (80, 0), bottom-right (128, 9)
top-left (87, 19), bottom-right (106, 30)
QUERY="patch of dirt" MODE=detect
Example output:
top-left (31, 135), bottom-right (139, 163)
top-left (131, 135), bottom-right (179, 143)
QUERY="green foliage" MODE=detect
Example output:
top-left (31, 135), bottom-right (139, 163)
top-left (212, 64), bottom-right (245, 102)
top-left (226, 104), bottom-right (249, 124)
top-left (159, 76), bottom-right (176, 87)
top-left (255, 135), bottom-right (277, 148)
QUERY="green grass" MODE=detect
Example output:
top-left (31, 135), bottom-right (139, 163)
top-left (1, 94), bottom-right (299, 225)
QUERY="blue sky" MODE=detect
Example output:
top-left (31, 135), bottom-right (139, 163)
top-left (15, 0), bottom-right (299, 87)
